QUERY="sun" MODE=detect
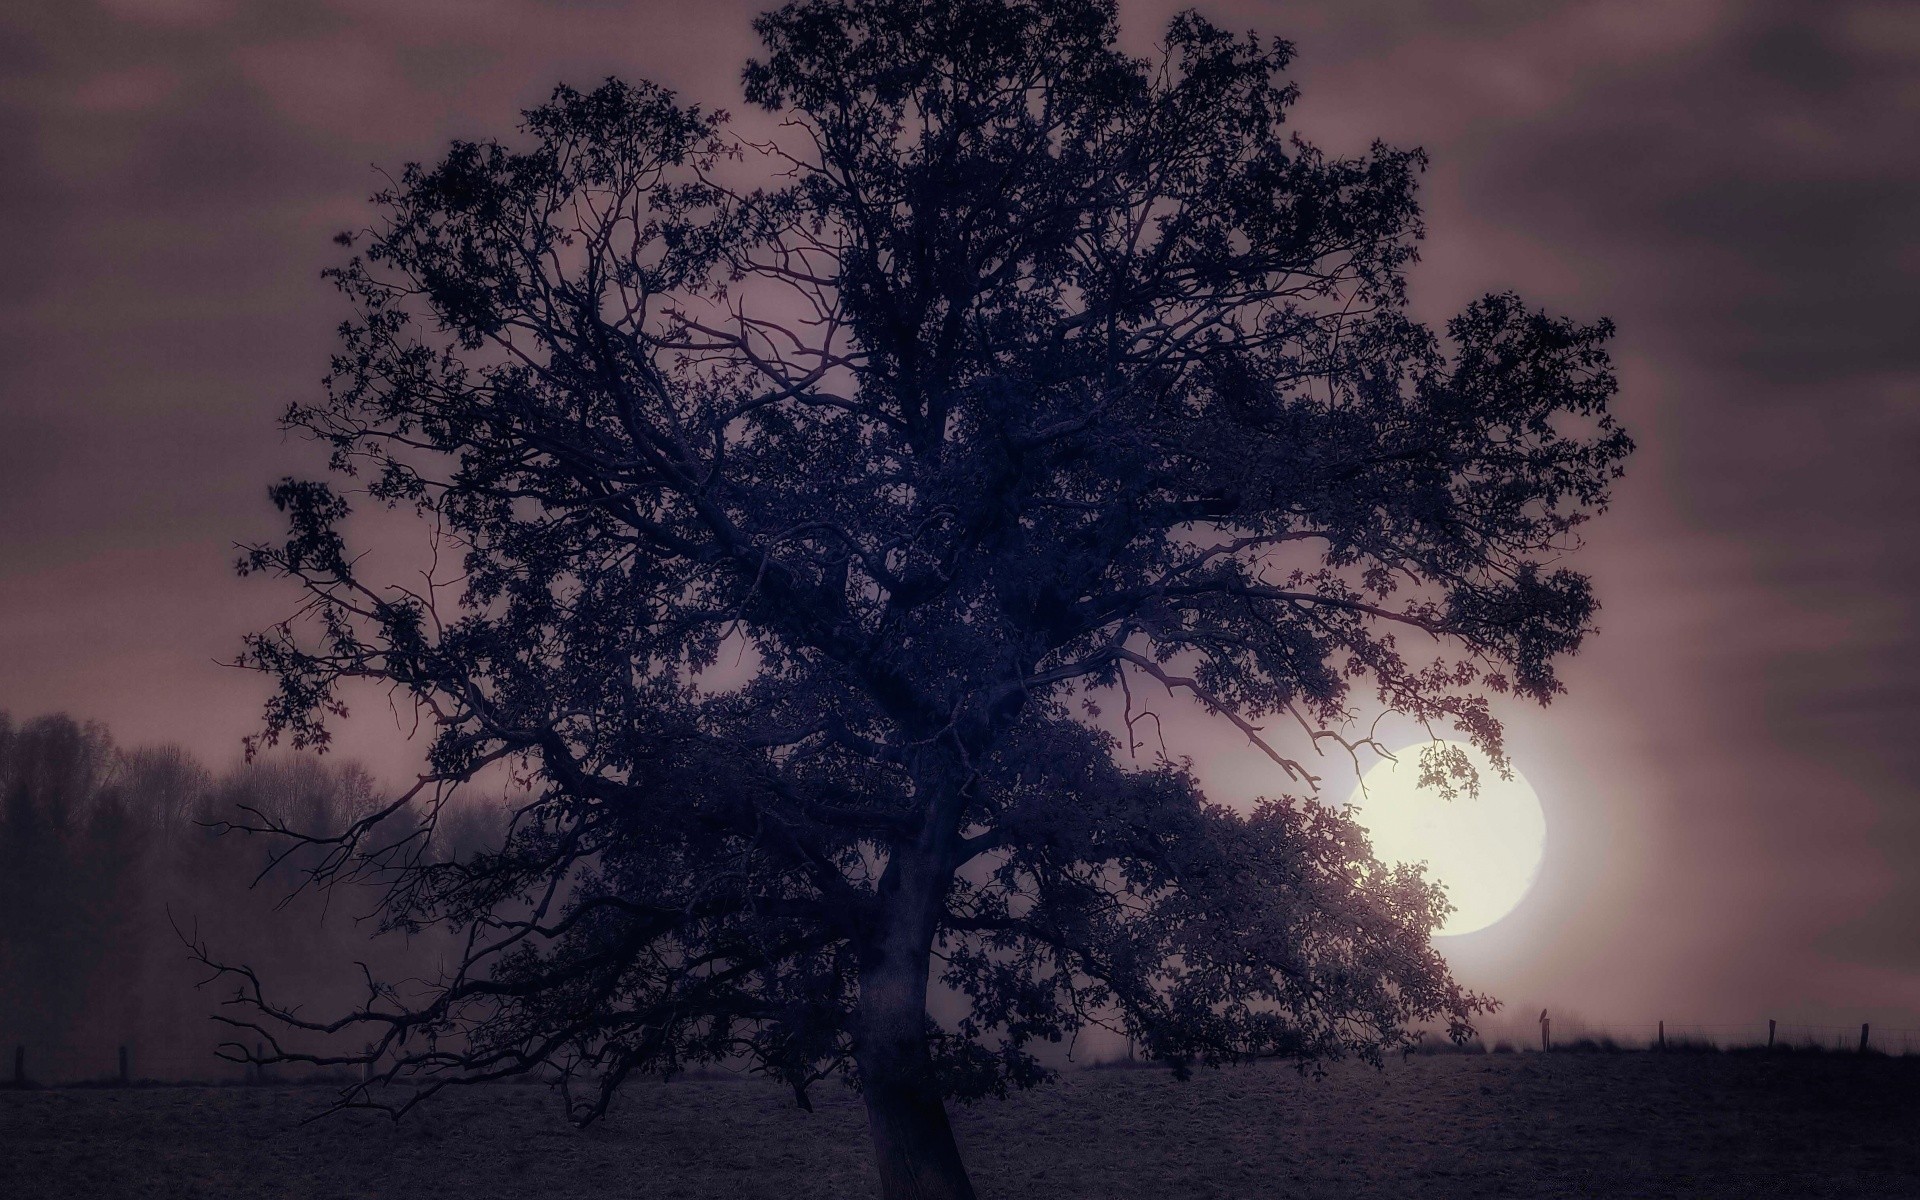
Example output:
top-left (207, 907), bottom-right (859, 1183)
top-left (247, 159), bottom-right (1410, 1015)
top-left (1346, 741), bottom-right (1547, 937)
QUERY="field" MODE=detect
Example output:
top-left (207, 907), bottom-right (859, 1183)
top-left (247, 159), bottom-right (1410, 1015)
top-left (3, 1052), bottom-right (1917, 1199)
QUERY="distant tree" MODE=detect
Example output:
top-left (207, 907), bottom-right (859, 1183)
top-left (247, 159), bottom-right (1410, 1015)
top-left (209, 1), bottom-right (1629, 1195)
top-left (0, 713), bottom-right (119, 1051)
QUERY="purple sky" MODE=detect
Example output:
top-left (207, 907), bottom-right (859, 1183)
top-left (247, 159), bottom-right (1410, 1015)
top-left (4, 0), bottom-right (1919, 1033)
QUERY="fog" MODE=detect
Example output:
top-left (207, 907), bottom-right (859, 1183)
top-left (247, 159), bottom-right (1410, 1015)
top-left (0, 709), bottom-right (499, 1084)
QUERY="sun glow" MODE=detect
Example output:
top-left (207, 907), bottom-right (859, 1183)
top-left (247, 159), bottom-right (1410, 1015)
top-left (1347, 742), bottom-right (1547, 937)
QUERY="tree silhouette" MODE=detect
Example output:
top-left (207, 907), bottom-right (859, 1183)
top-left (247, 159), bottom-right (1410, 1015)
top-left (208, 1), bottom-right (1629, 1195)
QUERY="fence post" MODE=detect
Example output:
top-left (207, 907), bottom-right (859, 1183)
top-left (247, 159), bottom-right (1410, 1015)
top-left (362, 1043), bottom-right (375, 1085)
top-left (1540, 1016), bottom-right (1550, 1052)
top-left (12, 1045), bottom-right (21, 1086)
top-left (118, 1045), bottom-right (129, 1085)
top-left (1657, 1021), bottom-right (1665, 1051)
top-left (1768, 1019), bottom-right (1776, 1049)
top-left (1860, 1023), bottom-right (1870, 1053)
top-left (253, 1041), bottom-right (265, 1085)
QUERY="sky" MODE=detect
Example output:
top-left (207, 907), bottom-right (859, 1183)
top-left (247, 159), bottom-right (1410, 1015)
top-left (2, 0), bottom-right (1918, 1036)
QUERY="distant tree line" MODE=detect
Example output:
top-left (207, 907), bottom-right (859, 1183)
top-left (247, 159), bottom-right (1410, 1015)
top-left (0, 709), bottom-right (492, 1081)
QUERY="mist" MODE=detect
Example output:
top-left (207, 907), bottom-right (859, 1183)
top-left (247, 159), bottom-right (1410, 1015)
top-left (0, 708), bottom-right (499, 1085)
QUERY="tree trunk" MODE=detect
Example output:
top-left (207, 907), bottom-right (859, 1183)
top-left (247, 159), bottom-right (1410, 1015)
top-left (856, 851), bottom-right (975, 1200)
top-left (858, 1034), bottom-right (976, 1200)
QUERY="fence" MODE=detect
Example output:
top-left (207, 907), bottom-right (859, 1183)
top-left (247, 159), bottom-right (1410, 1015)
top-left (4, 1041), bottom-right (362, 1088)
top-left (12, 1021), bottom-right (1920, 1087)
top-left (1511, 1018), bottom-right (1920, 1057)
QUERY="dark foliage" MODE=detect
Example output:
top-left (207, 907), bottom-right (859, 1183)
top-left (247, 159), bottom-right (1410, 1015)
top-left (211, 1), bottom-right (1628, 1194)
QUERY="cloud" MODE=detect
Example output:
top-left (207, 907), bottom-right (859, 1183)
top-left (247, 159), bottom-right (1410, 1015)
top-left (69, 64), bottom-right (184, 113)
top-left (96, 0), bottom-right (239, 26)
top-left (233, 36), bottom-right (417, 136)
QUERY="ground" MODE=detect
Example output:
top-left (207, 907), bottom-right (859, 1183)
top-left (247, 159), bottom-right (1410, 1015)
top-left (3, 1052), bottom-right (1916, 1198)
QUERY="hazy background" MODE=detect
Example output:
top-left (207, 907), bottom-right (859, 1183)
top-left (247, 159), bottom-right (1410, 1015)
top-left (2, 0), bottom-right (1917, 1036)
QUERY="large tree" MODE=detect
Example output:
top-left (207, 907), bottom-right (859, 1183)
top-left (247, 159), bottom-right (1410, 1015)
top-left (210, 1), bottom-right (1629, 1195)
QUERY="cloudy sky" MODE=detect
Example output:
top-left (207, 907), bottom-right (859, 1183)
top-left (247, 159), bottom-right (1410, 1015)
top-left (3, 0), bottom-right (1918, 1034)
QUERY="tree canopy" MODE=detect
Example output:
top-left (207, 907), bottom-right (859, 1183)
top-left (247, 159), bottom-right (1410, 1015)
top-left (214, 1), bottom-right (1630, 1195)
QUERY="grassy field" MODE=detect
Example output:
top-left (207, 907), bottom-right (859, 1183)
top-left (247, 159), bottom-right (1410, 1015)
top-left (3, 1052), bottom-right (1917, 1198)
